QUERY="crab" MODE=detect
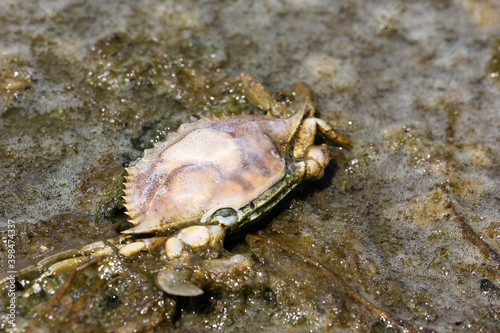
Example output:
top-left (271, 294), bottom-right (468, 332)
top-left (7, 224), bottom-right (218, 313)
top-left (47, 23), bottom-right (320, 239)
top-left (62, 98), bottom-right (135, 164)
top-left (8, 73), bottom-right (352, 298)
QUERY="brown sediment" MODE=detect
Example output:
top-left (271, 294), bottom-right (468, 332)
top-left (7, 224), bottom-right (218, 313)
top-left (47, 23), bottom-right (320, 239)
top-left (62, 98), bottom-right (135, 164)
top-left (446, 200), bottom-right (500, 269)
top-left (247, 234), bottom-right (439, 333)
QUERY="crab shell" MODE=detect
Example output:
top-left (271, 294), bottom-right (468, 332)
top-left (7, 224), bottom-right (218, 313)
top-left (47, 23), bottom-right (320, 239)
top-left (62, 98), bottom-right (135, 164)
top-left (122, 108), bottom-right (310, 235)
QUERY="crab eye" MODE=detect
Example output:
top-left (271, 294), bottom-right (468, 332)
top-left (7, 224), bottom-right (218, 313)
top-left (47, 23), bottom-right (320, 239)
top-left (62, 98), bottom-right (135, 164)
top-left (189, 114), bottom-right (200, 122)
top-left (210, 208), bottom-right (238, 227)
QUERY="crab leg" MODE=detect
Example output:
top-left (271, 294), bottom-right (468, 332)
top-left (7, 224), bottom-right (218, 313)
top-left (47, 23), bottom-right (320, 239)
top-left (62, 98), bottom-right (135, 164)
top-left (315, 117), bottom-right (353, 148)
top-left (9, 235), bottom-right (171, 299)
top-left (290, 80), bottom-right (352, 148)
top-left (294, 115), bottom-right (352, 153)
top-left (7, 235), bottom-right (168, 286)
top-left (238, 73), bottom-right (296, 117)
top-left (12, 226), bottom-right (230, 298)
top-left (239, 72), bottom-right (352, 150)
top-left (238, 73), bottom-right (271, 111)
top-left (293, 117), bottom-right (318, 159)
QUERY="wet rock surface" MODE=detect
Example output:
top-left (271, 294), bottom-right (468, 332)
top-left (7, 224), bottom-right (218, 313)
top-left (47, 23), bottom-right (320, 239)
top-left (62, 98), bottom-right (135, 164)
top-left (1, 0), bottom-right (499, 332)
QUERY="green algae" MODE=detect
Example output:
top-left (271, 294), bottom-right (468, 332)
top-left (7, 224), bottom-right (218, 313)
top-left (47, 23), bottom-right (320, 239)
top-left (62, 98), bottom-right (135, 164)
top-left (487, 37), bottom-right (500, 82)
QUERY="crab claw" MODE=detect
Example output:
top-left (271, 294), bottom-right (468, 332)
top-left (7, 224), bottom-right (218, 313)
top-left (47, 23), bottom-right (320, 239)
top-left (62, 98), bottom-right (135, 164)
top-left (155, 253), bottom-right (257, 297)
top-left (165, 225), bottom-right (226, 260)
top-left (156, 268), bottom-right (205, 297)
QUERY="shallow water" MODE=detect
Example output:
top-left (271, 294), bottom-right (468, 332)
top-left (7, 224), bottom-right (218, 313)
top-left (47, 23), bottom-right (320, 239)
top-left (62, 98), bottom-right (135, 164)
top-left (1, 0), bottom-right (499, 332)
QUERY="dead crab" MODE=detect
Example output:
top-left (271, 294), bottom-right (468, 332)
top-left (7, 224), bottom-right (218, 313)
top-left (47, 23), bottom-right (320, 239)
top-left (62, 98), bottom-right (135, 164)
top-left (8, 74), bottom-right (352, 298)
